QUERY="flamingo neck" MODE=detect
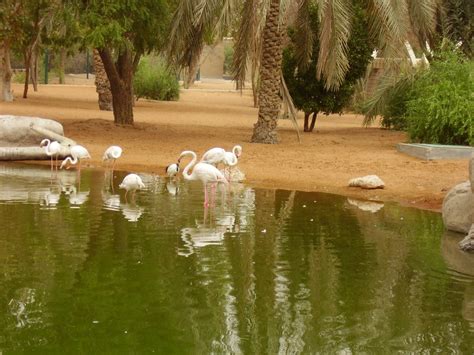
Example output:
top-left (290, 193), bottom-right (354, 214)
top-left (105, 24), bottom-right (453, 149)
top-left (181, 151), bottom-right (197, 181)
top-left (66, 156), bottom-right (78, 165)
top-left (233, 145), bottom-right (242, 157)
top-left (42, 139), bottom-right (52, 155)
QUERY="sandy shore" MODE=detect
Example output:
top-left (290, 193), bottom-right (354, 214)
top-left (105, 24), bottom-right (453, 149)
top-left (0, 81), bottom-right (469, 211)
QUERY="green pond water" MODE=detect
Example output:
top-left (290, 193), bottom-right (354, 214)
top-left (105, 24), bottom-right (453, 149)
top-left (0, 163), bottom-right (473, 353)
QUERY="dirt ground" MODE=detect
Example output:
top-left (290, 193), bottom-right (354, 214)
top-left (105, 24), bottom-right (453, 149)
top-left (1, 81), bottom-right (470, 211)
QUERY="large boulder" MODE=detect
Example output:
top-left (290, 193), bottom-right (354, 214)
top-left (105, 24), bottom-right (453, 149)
top-left (0, 115), bottom-right (64, 147)
top-left (442, 181), bottom-right (474, 234)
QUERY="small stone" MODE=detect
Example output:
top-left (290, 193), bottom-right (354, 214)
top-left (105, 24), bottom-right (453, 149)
top-left (261, 229), bottom-right (267, 233)
top-left (348, 175), bottom-right (385, 189)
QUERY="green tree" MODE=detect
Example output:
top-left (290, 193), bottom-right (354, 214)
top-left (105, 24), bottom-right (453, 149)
top-left (283, 4), bottom-right (372, 132)
top-left (77, 0), bottom-right (173, 125)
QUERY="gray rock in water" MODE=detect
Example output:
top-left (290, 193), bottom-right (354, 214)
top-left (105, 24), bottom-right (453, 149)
top-left (459, 224), bottom-right (474, 252)
top-left (0, 115), bottom-right (64, 147)
top-left (442, 181), bottom-right (474, 234)
top-left (348, 175), bottom-right (385, 189)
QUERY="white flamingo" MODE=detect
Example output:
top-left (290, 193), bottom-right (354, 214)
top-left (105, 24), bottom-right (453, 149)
top-left (201, 145), bottom-right (242, 167)
top-left (222, 145), bottom-right (242, 181)
top-left (200, 147), bottom-right (226, 166)
top-left (60, 145), bottom-right (91, 171)
top-left (179, 150), bottom-right (228, 207)
top-left (166, 163), bottom-right (180, 179)
top-left (102, 145), bottom-right (122, 170)
top-left (119, 173), bottom-right (145, 202)
top-left (40, 139), bottom-right (61, 172)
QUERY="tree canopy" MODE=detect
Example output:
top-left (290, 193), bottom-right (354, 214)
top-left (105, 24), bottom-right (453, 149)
top-left (283, 3), bottom-right (373, 132)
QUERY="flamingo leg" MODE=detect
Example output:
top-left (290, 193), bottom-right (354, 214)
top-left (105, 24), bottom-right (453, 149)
top-left (112, 159), bottom-right (116, 172)
top-left (204, 183), bottom-right (209, 207)
top-left (210, 183), bottom-right (217, 206)
top-left (124, 190), bottom-right (128, 203)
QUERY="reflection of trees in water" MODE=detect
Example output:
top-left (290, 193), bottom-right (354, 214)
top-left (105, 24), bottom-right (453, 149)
top-left (1, 165), bottom-right (473, 352)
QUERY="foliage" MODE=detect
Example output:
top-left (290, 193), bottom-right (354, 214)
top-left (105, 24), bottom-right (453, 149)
top-left (133, 57), bottom-right (179, 101)
top-left (223, 44), bottom-right (234, 75)
top-left (405, 49), bottom-right (474, 145)
top-left (437, 0), bottom-right (474, 57)
top-left (282, 4), bottom-right (373, 130)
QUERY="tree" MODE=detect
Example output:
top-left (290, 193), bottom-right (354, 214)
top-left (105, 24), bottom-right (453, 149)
top-left (0, 0), bottom-right (21, 102)
top-left (170, 0), bottom-right (441, 143)
top-left (250, 0), bottom-right (283, 143)
top-left (13, 0), bottom-right (59, 98)
top-left (283, 4), bottom-right (373, 132)
top-left (45, 1), bottom-right (81, 85)
top-left (78, 0), bottom-right (172, 125)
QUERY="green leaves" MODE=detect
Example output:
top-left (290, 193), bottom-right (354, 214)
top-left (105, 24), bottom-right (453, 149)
top-left (406, 49), bottom-right (474, 145)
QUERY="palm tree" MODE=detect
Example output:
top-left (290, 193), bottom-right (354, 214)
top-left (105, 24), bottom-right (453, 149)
top-left (169, 0), bottom-right (441, 144)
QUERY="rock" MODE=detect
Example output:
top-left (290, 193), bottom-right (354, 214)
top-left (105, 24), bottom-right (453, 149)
top-left (459, 224), bottom-right (474, 252)
top-left (0, 115), bottom-right (64, 147)
top-left (348, 175), bottom-right (385, 189)
top-left (442, 181), bottom-right (474, 234)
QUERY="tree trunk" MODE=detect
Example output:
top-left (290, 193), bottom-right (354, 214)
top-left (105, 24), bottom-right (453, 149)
top-left (58, 48), bottom-right (66, 84)
top-left (23, 51), bottom-right (31, 99)
top-left (303, 112), bottom-right (310, 132)
top-left (251, 57), bottom-right (259, 108)
top-left (98, 47), bottom-right (136, 125)
top-left (1, 40), bottom-right (14, 102)
top-left (31, 48), bottom-right (39, 92)
top-left (184, 59), bottom-right (199, 89)
top-left (308, 111), bottom-right (318, 132)
top-left (92, 49), bottom-right (112, 111)
top-left (251, 0), bottom-right (283, 144)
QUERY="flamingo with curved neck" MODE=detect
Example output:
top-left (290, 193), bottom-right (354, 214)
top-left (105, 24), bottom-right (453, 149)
top-left (179, 150), bottom-right (228, 206)
top-left (232, 145), bottom-right (242, 158)
top-left (40, 139), bottom-right (61, 172)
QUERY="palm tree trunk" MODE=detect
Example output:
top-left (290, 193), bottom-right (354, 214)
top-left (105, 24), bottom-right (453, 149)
top-left (1, 39), bottom-right (14, 102)
top-left (92, 49), bottom-right (112, 111)
top-left (251, 0), bottom-right (283, 144)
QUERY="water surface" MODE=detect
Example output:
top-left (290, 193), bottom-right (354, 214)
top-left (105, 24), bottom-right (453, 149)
top-left (0, 163), bottom-right (472, 353)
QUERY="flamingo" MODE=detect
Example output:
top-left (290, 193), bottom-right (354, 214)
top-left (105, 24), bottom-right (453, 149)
top-left (103, 145), bottom-right (122, 170)
top-left (60, 145), bottom-right (91, 171)
top-left (40, 139), bottom-right (61, 172)
top-left (165, 163), bottom-right (180, 179)
top-left (200, 147), bottom-right (226, 166)
top-left (119, 173), bottom-right (145, 202)
top-left (179, 150), bottom-right (228, 207)
top-left (201, 145), bottom-right (242, 167)
top-left (222, 145), bottom-right (242, 181)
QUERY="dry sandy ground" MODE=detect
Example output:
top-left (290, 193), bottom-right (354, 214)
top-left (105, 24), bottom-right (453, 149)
top-left (1, 81), bottom-right (470, 211)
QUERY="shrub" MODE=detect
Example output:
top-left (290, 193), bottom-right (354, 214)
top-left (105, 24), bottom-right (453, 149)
top-left (133, 57), bottom-right (179, 101)
top-left (406, 50), bottom-right (474, 145)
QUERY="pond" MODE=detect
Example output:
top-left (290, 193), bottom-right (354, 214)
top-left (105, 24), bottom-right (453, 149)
top-left (0, 163), bottom-right (473, 353)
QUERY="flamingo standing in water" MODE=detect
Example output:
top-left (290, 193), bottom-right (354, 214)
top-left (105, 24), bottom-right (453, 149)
top-left (60, 145), bottom-right (91, 171)
top-left (179, 150), bottom-right (228, 207)
top-left (40, 139), bottom-right (61, 172)
top-left (119, 173), bottom-right (145, 202)
top-left (103, 145), bottom-right (122, 170)
top-left (222, 145), bottom-right (242, 181)
top-left (165, 163), bottom-right (180, 179)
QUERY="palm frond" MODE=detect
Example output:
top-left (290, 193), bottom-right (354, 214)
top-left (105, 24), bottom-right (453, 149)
top-left (361, 62), bottom-right (420, 126)
top-left (316, 0), bottom-right (352, 90)
top-left (232, 0), bottom-right (262, 89)
top-left (407, 0), bottom-right (439, 45)
top-left (367, 0), bottom-right (409, 56)
top-left (280, 72), bottom-right (301, 142)
top-left (294, 0), bottom-right (313, 70)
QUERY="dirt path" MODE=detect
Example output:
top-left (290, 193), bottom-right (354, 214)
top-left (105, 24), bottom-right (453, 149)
top-left (1, 82), bottom-right (469, 211)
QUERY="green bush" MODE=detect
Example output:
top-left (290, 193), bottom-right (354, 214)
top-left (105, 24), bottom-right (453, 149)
top-left (406, 50), bottom-right (474, 145)
top-left (133, 57), bottom-right (179, 101)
